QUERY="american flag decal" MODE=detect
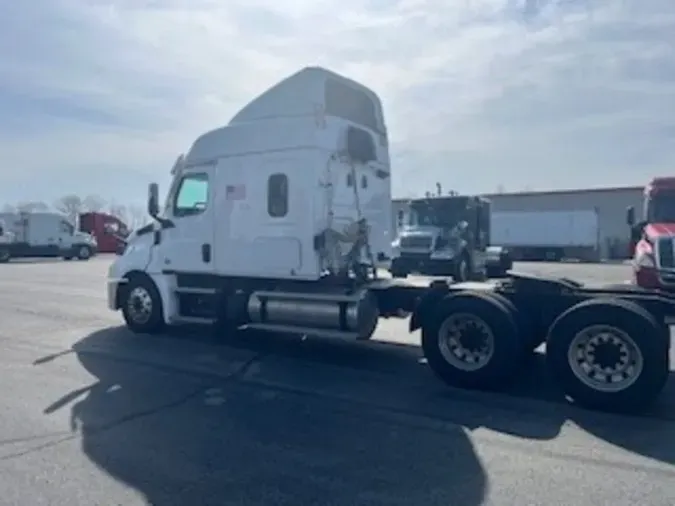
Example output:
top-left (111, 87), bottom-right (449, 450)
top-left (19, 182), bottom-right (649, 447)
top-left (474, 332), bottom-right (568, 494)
top-left (226, 184), bottom-right (246, 200)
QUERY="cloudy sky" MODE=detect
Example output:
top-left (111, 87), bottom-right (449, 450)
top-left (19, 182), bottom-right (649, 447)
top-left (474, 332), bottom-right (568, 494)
top-left (1, 0), bottom-right (674, 207)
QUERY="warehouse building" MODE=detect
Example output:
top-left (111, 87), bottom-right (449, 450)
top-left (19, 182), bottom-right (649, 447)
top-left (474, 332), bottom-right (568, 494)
top-left (392, 185), bottom-right (644, 260)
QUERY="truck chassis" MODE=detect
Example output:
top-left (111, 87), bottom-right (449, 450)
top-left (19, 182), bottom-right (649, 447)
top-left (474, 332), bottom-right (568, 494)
top-left (0, 242), bottom-right (95, 262)
top-left (110, 269), bottom-right (674, 415)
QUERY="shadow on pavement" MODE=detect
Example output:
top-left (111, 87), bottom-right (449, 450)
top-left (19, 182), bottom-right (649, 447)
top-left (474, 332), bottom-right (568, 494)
top-left (38, 327), bottom-right (489, 506)
top-left (37, 325), bottom-right (675, 504)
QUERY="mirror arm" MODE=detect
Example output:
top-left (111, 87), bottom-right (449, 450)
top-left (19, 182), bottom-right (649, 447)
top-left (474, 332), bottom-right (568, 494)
top-left (156, 217), bottom-right (175, 229)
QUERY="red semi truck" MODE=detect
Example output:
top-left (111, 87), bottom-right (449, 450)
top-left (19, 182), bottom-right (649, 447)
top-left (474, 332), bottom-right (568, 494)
top-left (79, 212), bottom-right (129, 254)
top-left (627, 177), bottom-right (675, 288)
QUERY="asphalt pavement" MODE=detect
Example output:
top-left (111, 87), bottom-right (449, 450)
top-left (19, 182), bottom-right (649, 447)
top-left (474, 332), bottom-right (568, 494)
top-left (1, 257), bottom-right (674, 505)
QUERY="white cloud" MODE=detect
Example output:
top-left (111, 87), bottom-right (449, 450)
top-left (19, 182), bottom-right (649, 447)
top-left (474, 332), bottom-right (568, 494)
top-left (1, 0), bottom-right (675, 204)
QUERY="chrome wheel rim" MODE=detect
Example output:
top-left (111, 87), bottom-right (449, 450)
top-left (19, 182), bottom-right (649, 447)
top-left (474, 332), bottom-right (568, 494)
top-left (567, 324), bottom-right (644, 393)
top-left (437, 312), bottom-right (495, 371)
top-left (127, 286), bottom-right (153, 324)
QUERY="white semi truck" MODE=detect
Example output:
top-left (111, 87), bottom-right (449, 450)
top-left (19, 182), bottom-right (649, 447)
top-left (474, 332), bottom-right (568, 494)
top-left (0, 212), bottom-right (97, 262)
top-left (107, 66), bottom-right (673, 414)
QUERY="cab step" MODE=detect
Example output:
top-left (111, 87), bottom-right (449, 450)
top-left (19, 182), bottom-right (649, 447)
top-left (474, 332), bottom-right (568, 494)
top-left (242, 323), bottom-right (361, 340)
top-left (174, 287), bottom-right (217, 295)
top-left (174, 286), bottom-right (219, 321)
top-left (172, 315), bottom-right (217, 325)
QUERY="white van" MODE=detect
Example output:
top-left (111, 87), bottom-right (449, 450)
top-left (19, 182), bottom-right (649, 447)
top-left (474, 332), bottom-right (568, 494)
top-left (0, 212), bottom-right (97, 261)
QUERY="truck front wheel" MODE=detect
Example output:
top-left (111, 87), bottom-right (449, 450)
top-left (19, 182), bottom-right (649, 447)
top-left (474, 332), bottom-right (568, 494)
top-left (453, 254), bottom-right (470, 282)
top-left (0, 248), bottom-right (10, 263)
top-left (76, 245), bottom-right (92, 260)
top-left (421, 291), bottom-right (525, 390)
top-left (389, 259), bottom-right (408, 278)
top-left (121, 275), bottom-right (165, 335)
top-left (546, 298), bottom-right (669, 413)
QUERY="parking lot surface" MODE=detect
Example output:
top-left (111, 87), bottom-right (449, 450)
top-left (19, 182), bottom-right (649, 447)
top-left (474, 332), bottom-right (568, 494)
top-left (1, 257), bottom-right (674, 506)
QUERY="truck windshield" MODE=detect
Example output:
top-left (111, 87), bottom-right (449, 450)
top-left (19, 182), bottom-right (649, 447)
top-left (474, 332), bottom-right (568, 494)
top-left (648, 192), bottom-right (675, 222)
top-left (409, 207), bottom-right (439, 226)
top-left (409, 198), bottom-right (469, 228)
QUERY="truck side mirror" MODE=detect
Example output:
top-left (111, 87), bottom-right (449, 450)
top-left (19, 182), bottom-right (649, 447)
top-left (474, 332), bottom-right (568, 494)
top-left (148, 183), bottom-right (159, 218)
top-left (626, 206), bottom-right (635, 226)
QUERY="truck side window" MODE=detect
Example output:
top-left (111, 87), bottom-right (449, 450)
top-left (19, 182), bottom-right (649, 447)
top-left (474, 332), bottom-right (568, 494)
top-left (268, 173), bottom-right (288, 217)
top-left (60, 221), bottom-right (74, 234)
top-left (174, 173), bottom-right (209, 218)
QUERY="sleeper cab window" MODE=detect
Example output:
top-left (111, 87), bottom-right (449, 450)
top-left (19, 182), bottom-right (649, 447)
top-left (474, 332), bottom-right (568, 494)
top-left (174, 173), bottom-right (209, 217)
top-left (268, 173), bottom-right (289, 218)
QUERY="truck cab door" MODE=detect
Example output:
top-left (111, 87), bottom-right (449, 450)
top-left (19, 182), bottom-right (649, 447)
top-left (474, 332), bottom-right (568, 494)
top-left (160, 164), bottom-right (215, 274)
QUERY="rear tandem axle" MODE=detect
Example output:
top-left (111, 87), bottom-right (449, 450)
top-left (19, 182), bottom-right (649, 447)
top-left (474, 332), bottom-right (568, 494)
top-left (381, 272), bottom-right (672, 413)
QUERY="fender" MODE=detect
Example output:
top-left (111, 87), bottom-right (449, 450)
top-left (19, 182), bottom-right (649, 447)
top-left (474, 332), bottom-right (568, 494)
top-left (409, 283), bottom-right (449, 332)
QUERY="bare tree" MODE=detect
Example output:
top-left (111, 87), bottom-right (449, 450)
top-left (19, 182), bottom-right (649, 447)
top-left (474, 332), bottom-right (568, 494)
top-left (54, 195), bottom-right (83, 223)
top-left (83, 195), bottom-right (106, 213)
top-left (16, 201), bottom-right (49, 213)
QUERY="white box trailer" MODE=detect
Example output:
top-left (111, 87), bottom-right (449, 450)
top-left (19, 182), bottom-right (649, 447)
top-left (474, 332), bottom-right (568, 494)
top-left (0, 212), bottom-right (98, 262)
top-left (490, 210), bottom-right (600, 261)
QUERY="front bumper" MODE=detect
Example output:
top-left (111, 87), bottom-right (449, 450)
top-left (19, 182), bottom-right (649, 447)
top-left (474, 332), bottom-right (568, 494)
top-left (391, 254), bottom-right (454, 273)
top-left (107, 278), bottom-right (125, 310)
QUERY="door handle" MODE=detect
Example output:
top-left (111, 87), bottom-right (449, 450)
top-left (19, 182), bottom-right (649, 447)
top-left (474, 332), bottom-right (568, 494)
top-left (202, 244), bottom-right (211, 263)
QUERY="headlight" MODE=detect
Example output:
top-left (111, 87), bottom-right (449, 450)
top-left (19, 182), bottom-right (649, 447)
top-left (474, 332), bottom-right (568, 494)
top-left (391, 238), bottom-right (400, 248)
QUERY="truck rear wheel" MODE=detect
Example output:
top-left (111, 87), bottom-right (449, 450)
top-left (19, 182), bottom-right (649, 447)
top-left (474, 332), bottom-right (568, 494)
top-left (121, 274), bottom-right (165, 335)
top-left (546, 298), bottom-right (669, 413)
top-left (421, 291), bottom-right (525, 390)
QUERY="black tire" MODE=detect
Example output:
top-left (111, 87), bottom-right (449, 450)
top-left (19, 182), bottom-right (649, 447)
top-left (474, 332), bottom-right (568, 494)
top-left (469, 268), bottom-right (487, 282)
top-left (120, 274), bottom-right (165, 334)
top-left (546, 298), bottom-right (669, 413)
top-left (421, 291), bottom-right (525, 390)
top-left (0, 248), bottom-right (10, 263)
top-left (389, 260), bottom-right (408, 278)
top-left (453, 253), bottom-right (470, 282)
top-left (485, 266), bottom-right (497, 278)
top-left (76, 245), bottom-right (92, 260)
